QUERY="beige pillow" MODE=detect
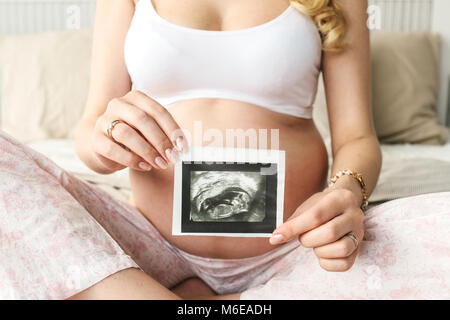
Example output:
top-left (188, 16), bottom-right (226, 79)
top-left (371, 32), bottom-right (448, 145)
top-left (0, 29), bottom-right (92, 143)
top-left (313, 32), bottom-right (448, 146)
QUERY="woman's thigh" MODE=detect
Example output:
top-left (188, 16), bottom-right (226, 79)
top-left (0, 132), bottom-right (192, 299)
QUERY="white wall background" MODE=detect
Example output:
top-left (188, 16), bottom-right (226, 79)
top-left (369, 0), bottom-right (434, 31)
top-left (0, 0), bottom-right (96, 34)
top-left (432, 0), bottom-right (450, 125)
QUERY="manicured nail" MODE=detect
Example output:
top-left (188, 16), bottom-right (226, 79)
top-left (139, 162), bottom-right (152, 171)
top-left (166, 148), bottom-right (180, 163)
top-left (176, 137), bottom-right (189, 153)
top-left (155, 157), bottom-right (168, 169)
top-left (269, 234), bottom-right (285, 245)
top-left (165, 148), bottom-right (172, 162)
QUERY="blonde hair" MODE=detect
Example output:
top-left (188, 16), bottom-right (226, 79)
top-left (290, 0), bottom-right (346, 51)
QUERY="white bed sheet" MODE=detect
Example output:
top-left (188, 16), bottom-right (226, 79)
top-left (27, 138), bottom-right (450, 204)
top-left (381, 140), bottom-right (450, 162)
top-left (27, 139), bottom-right (131, 202)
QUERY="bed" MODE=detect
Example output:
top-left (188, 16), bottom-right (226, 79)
top-left (24, 136), bottom-right (450, 207)
top-left (0, 0), bottom-right (449, 300)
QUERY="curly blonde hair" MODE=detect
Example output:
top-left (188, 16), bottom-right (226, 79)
top-left (290, 0), bottom-right (347, 51)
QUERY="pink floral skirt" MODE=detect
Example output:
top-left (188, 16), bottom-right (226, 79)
top-left (0, 131), bottom-right (449, 299)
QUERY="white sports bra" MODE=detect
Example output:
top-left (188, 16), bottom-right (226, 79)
top-left (124, 0), bottom-right (322, 119)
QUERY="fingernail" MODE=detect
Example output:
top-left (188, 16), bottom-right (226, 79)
top-left (269, 234), bottom-right (285, 245)
top-left (139, 162), bottom-right (152, 171)
top-left (172, 148), bottom-right (180, 162)
top-left (165, 148), bottom-right (172, 162)
top-left (155, 157), bottom-right (168, 169)
top-left (176, 137), bottom-right (189, 153)
top-left (165, 148), bottom-right (179, 164)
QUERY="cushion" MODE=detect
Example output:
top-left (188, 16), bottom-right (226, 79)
top-left (313, 32), bottom-right (449, 146)
top-left (371, 31), bottom-right (448, 145)
top-left (0, 29), bottom-right (92, 143)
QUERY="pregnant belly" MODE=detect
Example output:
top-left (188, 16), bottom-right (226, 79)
top-left (129, 99), bottom-right (328, 259)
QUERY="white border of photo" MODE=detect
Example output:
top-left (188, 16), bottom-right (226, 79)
top-left (172, 147), bottom-right (286, 237)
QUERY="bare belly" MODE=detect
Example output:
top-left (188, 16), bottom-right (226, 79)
top-left (129, 99), bottom-right (328, 259)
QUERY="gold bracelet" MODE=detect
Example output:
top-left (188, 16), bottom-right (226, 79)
top-left (328, 169), bottom-right (369, 211)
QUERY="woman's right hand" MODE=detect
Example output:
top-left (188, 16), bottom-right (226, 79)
top-left (91, 90), bottom-right (188, 173)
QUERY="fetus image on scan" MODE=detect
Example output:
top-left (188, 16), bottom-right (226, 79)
top-left (190, 171), bottom-right (266, 222)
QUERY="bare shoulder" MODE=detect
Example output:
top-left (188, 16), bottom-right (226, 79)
top-left (339, 0), bottom-right (368, 10)
top-left (96, 0), bottom-right (137, 10)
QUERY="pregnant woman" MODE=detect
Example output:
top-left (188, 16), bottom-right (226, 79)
top-left (1, 0), bottom-right (392, 299)
top-left (71, 0), bottom-right (381, 299)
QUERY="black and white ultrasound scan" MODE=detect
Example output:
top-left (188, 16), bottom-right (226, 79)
top-left (172, 147), bottom-right (285, 237)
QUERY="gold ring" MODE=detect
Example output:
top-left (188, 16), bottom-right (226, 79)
top-left (107, 120), bottom-right (124, 140)
top-left (346, 232), bottom-right (359, 248)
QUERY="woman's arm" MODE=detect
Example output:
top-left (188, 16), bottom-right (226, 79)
top-left (323, 0), bottom-right (381, 201)
top-left (75, 0), bottom-right (135, 173)
top-left (75, 0), bottom-right (184, 174)
top-left (270, 0), bottom-right (381, 272)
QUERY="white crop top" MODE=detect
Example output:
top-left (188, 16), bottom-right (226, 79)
top-left (124, 0), bottom-right (322, 119)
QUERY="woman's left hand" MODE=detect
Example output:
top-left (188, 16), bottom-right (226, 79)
top-left (270, 188), bottom-right (365, 272)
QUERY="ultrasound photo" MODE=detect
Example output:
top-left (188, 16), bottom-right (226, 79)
top-left (172, 147), bottom-right (285, 237)
top-left (190, 171), bottom-right (267, 223)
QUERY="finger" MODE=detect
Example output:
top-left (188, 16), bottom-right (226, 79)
top-left (123, 91), bottom-right (188, 152)
top-left (93, 132), bottom-right (151, 172)
top-left (318, 248), bottom-right (359, 272)
top-left (299, 209), bottom-right (362, 248)
top-left (313, 228), bottom-right (364, 259)
top-left (107, 100), bottom-right (175, 167)
top-left (107, 121), bottom-right (163, 170)
top-left (270, 189), bottom-right (355, 244)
